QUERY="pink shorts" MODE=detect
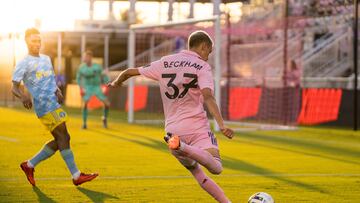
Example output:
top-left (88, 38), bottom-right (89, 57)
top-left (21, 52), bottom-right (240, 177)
top-left (170, 131), bottom-right (219, 168)
top-left (179, 131), bottom-right (218, 150)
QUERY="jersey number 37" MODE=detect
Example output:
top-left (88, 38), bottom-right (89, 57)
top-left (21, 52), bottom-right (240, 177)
top-left (162, 73), bottom-right (198, 99)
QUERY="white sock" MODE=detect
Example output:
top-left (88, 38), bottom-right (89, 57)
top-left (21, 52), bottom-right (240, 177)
top-left (72, 170), bottom-right (81, 180)
top-left (27, 161), bottom-right (34, 168)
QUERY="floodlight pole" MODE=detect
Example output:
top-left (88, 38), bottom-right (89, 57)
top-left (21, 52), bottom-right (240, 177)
top-left (226, 12), bottom-right (231, 120)
top-left (128, 29), bottom-right (135, 123)
top-left (214, 15), bottom-right (221, 132)
top-left (282, 0), bottom-right (289, 124)
top-left (283, 0), bottom-right (288, 87)
top-left (104, 34), bottom-right (109, 69)
top-left (354, 0), bottom-right (359, 131)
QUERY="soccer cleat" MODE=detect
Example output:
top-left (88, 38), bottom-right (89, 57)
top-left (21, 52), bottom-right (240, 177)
top-left (102, 116), bottom-right (108, 128)
top-left (82, 124), bottom-right (87, 129)
top-left (20, 161), bottom-right (35, 186)
top-left (73, 172), bottom-right (98, 186)
top-left (168, 135), bottom-right (181, 150)
top-left (163, 132), bottom-right (172, 143)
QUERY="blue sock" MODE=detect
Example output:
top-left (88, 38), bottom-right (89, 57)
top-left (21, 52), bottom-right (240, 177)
top-left (28, 145), bottom-right (56, 168)
top-left (60, 149), bottom-right (80, 179)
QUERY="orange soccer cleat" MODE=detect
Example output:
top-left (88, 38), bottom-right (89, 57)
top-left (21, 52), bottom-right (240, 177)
top-left (168, 135), bottom-right (181, 150)
top-left (73, 172), bottom-right (98, 186)
top-left (20, 161), bottom-right (35, 186)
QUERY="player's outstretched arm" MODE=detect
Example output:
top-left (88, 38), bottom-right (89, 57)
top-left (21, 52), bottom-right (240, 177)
top-left (55, 87), bottom-right (64, 104)
top-left (201, 88), bottom-right (234, 139)
top-left (11, 81), bottom-right (32, 109)
top-left (75, 69), bottom-right (86, 96)
top-left (101, 70), bottom-right (110, 85)
top-left (108, 68), bottom-right (140, 88)
top-left (75, 69), bottom-right (82, 86)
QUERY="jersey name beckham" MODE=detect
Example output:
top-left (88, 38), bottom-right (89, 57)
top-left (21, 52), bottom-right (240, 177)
top-left (163, 60), bottom-right (203, 70)
top-left (139, 50), bottom-right (214, 136)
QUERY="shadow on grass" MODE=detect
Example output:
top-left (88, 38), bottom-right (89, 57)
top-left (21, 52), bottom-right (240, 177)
top-left (232, 131), bottom-right (360, 160)
top-left (236, 138), bottom-right (360, 165)
top-left (95, 127), bottom-right (360, 162)
top-left (222, 156), bottom-right (326, 193)
top-left (89, 129), bottom-right (168, 153)
top-left (32, 186), bottom-right (56, 203)
top-left (89, 129), bottom-right (326, 192)
top-left (77, 187), bottom-right (119, 203)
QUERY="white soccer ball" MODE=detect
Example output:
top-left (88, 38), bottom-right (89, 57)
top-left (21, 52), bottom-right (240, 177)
top-left (248, 192), bottom-right (274, 203)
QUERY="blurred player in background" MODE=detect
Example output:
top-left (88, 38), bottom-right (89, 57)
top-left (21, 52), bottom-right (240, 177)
top-left (76, 50), bottom-right (110, 129)
top-left (12, 28), bottom-right (98, 186)
top-left (109, 30), bottom-right (234, 203)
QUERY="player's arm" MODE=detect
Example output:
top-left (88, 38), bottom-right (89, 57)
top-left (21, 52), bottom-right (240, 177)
top-left (48, 56), bottom-right (64, 104)
top-left (201, 88), bottom-right (234, 139)
top-left (100, 68), bottom-right (110, 84)
top-left (101, 73), bottom-right (110, 84)
top-left (108, 68), bottom-right (140, 88)
top-left (11, 81), bottom-right (32, 109)
top-left (55, 87), bottom-right (64, 104)
top-left (76, 68), bottom-right (83, 87)
top-left (76, 68), bottom-right (86, 96)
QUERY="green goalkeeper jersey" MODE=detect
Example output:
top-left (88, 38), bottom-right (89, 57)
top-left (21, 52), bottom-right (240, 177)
top-left (76, 63), bottom-right (109, 87)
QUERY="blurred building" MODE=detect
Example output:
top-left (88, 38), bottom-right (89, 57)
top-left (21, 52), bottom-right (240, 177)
top-left (34, 0), bottom-right (244, 86)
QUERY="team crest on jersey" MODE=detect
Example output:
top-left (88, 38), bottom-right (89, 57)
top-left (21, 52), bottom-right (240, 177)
top-left (59, 111), bottom-right (66, 118)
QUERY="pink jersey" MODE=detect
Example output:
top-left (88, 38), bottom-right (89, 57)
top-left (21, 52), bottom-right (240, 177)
top-left (138, 50), bottom-right (214, 136)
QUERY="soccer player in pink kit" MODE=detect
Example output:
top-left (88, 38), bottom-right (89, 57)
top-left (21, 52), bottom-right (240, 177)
top-left (109, 30), bottom-right (234, 203)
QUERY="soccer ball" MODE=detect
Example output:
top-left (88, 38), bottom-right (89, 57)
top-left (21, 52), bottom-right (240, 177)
top-left (248, 192), bottom-right (274, 203)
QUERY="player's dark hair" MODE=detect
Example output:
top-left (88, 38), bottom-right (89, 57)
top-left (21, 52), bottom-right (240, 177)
top-left (188, 30), bottom-right (213, 49)
top-left (25, 28), bottom-right (40, 39)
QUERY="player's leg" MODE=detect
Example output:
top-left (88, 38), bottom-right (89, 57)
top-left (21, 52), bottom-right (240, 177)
top-left (181, 145), bottom-right (222, 175)
top-left (51, 122), bottom-right (98, 185)
top-left (170, 143), bottom-right (222, 174)
top-left (26, 140), bottom-right (57, 168)
top-left (82, 101), bottom-right (89, 129)
top-left (171, 150), bottom-right (230, 203)
top-left (167, 132), bottom-right (222, 174)
top-left (82, 86), bottom-right (95, 129)
top-left (100, 99), bottom-right (110, 128)
top-left (189, 164), bottom-right (230, 203)
top-left (45, 139), bottom-right (58, 151)
top-left (51, 122), bottom-right (78, 175)
top-left (95, 88), bottom-right (110, 128)
top-left (20, 110), bottom-right (67, 186)
top-left (20, 140), bottom-right (58, 186)
top-left (82, 87), bottom-right (92, 129)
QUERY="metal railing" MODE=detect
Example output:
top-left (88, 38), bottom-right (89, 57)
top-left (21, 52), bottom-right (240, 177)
top-left (303, 28), bottom-right (352, 77)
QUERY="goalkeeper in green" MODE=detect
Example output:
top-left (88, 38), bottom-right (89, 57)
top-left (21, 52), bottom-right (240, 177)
top-left (76, 50), bottom-right (110, 129)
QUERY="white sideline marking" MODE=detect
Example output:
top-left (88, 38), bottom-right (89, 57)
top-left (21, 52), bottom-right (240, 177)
top-left (1, 173), bottom-right (360, 182)
top-left (0, 135), bottom-right (18, 142)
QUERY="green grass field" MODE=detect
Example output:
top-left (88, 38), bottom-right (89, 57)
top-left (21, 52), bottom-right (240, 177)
top-left (0, 106), bottom-right (359, 203)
